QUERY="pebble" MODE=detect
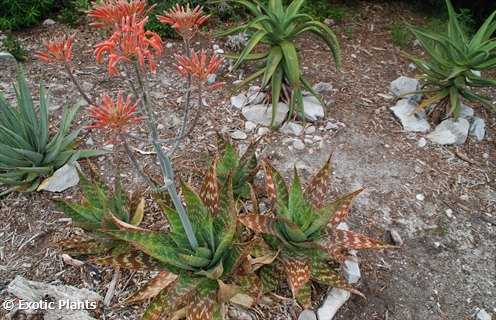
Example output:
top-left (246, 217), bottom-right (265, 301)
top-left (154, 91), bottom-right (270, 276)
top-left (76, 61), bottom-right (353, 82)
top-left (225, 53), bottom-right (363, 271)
top-left (414, 165), bottom-right (423, 174)
top-left (417, 137), bottom-right (427, 147)
top-left (166, 43), bottom-right (174, 48)
top-left (475, 309), bottom-right (492, 320)
top-left (86, 137), bottom-right (94, 146)
top-left (325, 121), bottom-right (339, 130)
top-left (244, 121), bottom-right (257, 132)
top-left (293, 139), bottom-right (305, 150)
top-left (231, 130), bottom-right (247, 140)
top-left (298, 309), bottom-right (317, 320)
top-left (42, 19), bottom-right (56, 26)
top-left (416, 194), bottom-right (425, 201)
top-left (343, 259), bottom-right (361, 284)
top-left (445, 209), bottom-right (454, 218)
top-left (257, 127), bottom-right (270, 136)
top-left (317, 288), bottom-right (350, 320)
top-left (305, 126), bottom-right (316, 134)
top-left (389, 229), bottom-right (403, 246)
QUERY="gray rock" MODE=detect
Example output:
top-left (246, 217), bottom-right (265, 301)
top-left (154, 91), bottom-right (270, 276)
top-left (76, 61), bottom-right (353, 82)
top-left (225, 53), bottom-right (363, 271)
top-left (475, 309), bottom-right (492, 320)
top-left (86, 137), bottom-right (94, 146)
top-left (0, 51), bottom-right (15, 62)
top-left (207, 74), bottom-right (216, 84)
top-left (469, 117), bottom-right (485, 141)
top-left (166, 43), bottom-right (174, 49)
top-left (242, 103), bottom-right (288, 126)
top-left (37, 164), bottom-right (79, 192)
top-left (427, 118), bottom-right (470, 145)
top-left (42, 19), bottom-right (56, 26)
top-left (231, 130), bottom-right (247, 140)
top-left (281, 122), bottom-right (303, 135)
top-left (247, 86), bottom-right (265, 105)
top-left (231, 94), bottom-right (248, 109)
top-left (417, 137), bottom-right (427, 147)
top-left (257, 127), bottom-right (270, 136)
top-left (389, 229), bottom-right (404, 245)
top-left (343, 260), bottom-right (361, 284)
top-left (298, 309), bottom-right (317, 320)
top-left (244, 121), bottom-right (257, 132)
top-left (390, 99), bottom-right (430, 132)
top-left (416, 193), bottom-right (425, 201)
top-left (459, 103), bottom-right (474, 119)
top-left (293, 139), bottom-right (305, 150)
top-left (305, 125), bottom-right (316, 134)
top-left (225, 32), bottom-right (248, 51)
top-left (313, 82), bottom-right (333, 93)
top-left (317, 288), bottom-right (351, 320)
top-left (325, 121), bottom-right (339, 130)
top-left (302, 96), bottom-right (325, 122)
top-left (390, 76), bottom-right (421, 102)
top-left (7, 275), bottom-right (102, 320)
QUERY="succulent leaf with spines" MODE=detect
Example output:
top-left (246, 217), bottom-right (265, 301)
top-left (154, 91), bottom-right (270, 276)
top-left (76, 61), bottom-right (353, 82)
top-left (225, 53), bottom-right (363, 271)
top-left (239, 157), bottom-right (393, 307)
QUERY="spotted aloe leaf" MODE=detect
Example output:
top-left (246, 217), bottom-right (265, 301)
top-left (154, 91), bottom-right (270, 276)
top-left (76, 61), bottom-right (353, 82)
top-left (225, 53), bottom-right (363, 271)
top-left (187, 279), bottom-right (218, 320)
top-left (281, 255), bottom-right (311, 298)
top-left (259, 265), bottom-right (280, 293)
top-left (332, 229), bottom-right (392, 250)
top-left (125, 271), bottom-right (178, 304)
top-left (328, 188), bottom-right (364, 227)
top-left (295, 282), bottom-right (312, 309)
top-left (304, 155), bottom-right (332, 209)
top-left (142, 276), bottom-right (199, 320)
top-left (92, 251), bottom-right (163, 270)
top-left (262, 160), bottom-right (288, 206)
top-left (238, 214), bottom-right (279, 235)
top-left (200, 157), bottom-right (220, 215)
top-left (56, 237), bottom-right (108, 256)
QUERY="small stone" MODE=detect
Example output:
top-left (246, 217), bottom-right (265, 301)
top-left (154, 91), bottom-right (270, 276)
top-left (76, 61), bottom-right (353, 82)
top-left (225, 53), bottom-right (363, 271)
top-left (207, 74), bottom-right (216, 84)
top-left (459, 104), bottom-right (474, 119)
top-left (166, 43), bottom-right (174, 48)
top-left (408, 63), bottom-right (417, 71)
top-left (483, 153), bottom-right (489, 159)
top-left (0, 51), bottom-right (15, 62)
top-left (427, 118), bottom-right (470, 145)
top-left (305, 126), bottom-right (316, 134)
top-left (312, 82), bottom-right (333, 93)
top-left (103, 144), bottom-right (114, 151)
top-left (302, 96), bottom-right (325, 122)
top-left (390, 99), bottom-right (430, 133)
top-left (157, 123), bottom-right (165, 130)
top-left (417, 137), bottom-right (427, 147)
top-left (416, 194), bottom-right (425, 201)
top-left (242, 103), bottom-right (289, 127)
top-left (231, 130), bottom-right (247, 140)
top-left (281, 122), bottom-right (303, 135)
top-left (317, 288), bottom-right (351, 320)
top-left (244, 121), bottom-right (257, 132)
top-left (343, 260), bottom-right (361, 284)
top-left (231, 94), bottom-right (248, 109)
top-left (469, 117), bottom-right (486, 141)
top-left (85, 137), bottom-right (94, 146)
top-left (324, 18), bottom-right (336, 26)
top-left (257, 127), bottom-right (270, 136)
top-left (390, 76), bottom-right (421, 102)
top-left (445, 209), bottom-right (453, 218)
top-left (389, 229), bottom-right (403, 246)
top-left (414, 165), bottom-right (423, 174)
top-left (298, 309), bottom-right (317, 320)
top-left (475, 309), bottom-right (492, 320)
top-left (293, 139), bottom-right (305, 150)
top-left (325, 121), bottom-right (339, 130)
top-left (247, 86), bottom-right (266, 105)
top-left (37, 164), bottom-right (79, 192)
top-left (42, 19), bottom-right (56, 26)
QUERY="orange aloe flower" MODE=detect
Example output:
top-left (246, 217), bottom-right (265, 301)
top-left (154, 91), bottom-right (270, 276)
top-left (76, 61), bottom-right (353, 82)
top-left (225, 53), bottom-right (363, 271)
top-left (175, 49), bottom-right (224, 88)
top-left (34, 34), bottom-right (74, 64)
top-left (87, 93), bottom-right (141, 139)
top-left (157, 4), bottom-right (209, 40)
top-left (87, 0), bottom-right (151, 29)
top-left (95, 15), bottom-right (163, 76)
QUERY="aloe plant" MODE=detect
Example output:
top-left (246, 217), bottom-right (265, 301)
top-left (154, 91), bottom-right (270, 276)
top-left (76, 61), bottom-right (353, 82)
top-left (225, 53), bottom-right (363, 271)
top-left (218, 0), bottom-right (340, 126)
top-left (92, 159), bottom-right (263, 320)
top-left (0, 69), bottom-right (105, 194)
top-left (239, 158), bottom-right (392, 307)
top-left (405, 0), bottom-right (496, 119)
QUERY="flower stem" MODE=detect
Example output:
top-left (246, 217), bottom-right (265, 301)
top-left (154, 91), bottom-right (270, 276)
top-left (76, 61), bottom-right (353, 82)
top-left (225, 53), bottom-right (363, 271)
top-left (63, 62), bottom-right (95, 106)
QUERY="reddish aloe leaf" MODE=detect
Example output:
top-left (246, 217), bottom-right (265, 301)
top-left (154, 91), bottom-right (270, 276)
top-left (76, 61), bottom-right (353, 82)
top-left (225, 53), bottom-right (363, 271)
top-left (334, 229), bottom-right (391, 250)
top-left (295, 282), bottom-right (312, 308)
top-left (237, 273), bottom-right (263, 301)
top-left (311, 259), bottom-right (365, 298)
top-left (200, 157), bottom-right (220, 215)
top-left (92, 251), bottom-right (161, 270)
top-left (57, 237), bottom-right (108, 256)
top-left (263, 161), bottom-right (277, 204)
top-left (329, 188), bottom-right (364, 227)
top-left (187, 292), bottom-right (216, 320)
top-left (282, 257), bottom-right (311, 297)
top-left (125, 271), bottom-right (177, 304)
top-left (304, 155), bottom-right (332, 208)
top-left (238, 214), bottom-right (278, 235)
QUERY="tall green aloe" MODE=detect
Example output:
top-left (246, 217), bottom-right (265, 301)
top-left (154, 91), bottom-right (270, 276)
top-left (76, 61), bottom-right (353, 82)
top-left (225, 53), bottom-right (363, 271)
top-left (405, 0), bottom-right (496, 119)
top-left (218, 0), bottom-right (340, 126)
top-left (93, 159), bottom-right (263, 320)
top-left (239, 158), bottom-right (393, 307)
top-left (0, 69), bottom-right (105, 194)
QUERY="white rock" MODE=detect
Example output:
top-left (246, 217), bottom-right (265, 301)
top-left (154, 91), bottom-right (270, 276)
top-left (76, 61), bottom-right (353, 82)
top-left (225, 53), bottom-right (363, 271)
top-left (293, 139), bottom-right (305, 150)
top-left (42, 19), bottom-right (56, 26)
top-left (313, 82), bottom-right (333, 93)
top-left (390, 99), bottom-right (430, 133)
top-left (86, 137), bottom-right (94, 146)
top-left (408, 63), bottom-right (417, 71)
top-left (469, 117), bottom-right (485, 141)
top-left (37, 164), bottom-right (79, 193)
top-left (298, 309), bottom-right (317, 320)
top-left (389, 229), bottom-right (403, 245)
top-left (459, 104), bottom-right (474, 119)
top-left (257, 127), bottom-right (270, 136)
top-left (207, 74), bottom-right (217, 84)
top-left (305, 126), bottom-right (316, 134)
top-left (302, 96), bottom-right (325, 122)
top-left (427, 118), bottom-right (470, 145)
top-left (166, 43), bottom-right (174, 48)
top-left (231, 94), bottom-right (248, 109)
top-left (390, 76), bottom-right (421, 102)
top-left (0, 51), bottom-right (15, 62)
top-left (325, 121), bottom-right (339, 130)
top-left (281, 122), bottom-right (303, 135)
top-left (416, 194), bottom-right (425, 201)
top-left (247, 86), bottom-right (265, 105)
top-left (231, 130), bottom-right (247, 140)
top-left (475, 309), bottom-right (492, 320)
top-left (7, 275), bottom-right (101, 320)
top-left (317, 288), bottom-right (351, 320)
top-left (417, 137), bottom-right (427, 147)
top-left (343, 260), bottom-right (361, 284)
top-left (242, 103), bottom-right (289, 127)
top-left (471, 70), bottom-right (482, 78)
top-left (244, 121), bottom-right (257, 132)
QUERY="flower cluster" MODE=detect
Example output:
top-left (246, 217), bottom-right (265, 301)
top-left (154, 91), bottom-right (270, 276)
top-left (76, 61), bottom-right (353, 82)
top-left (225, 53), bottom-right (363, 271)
top-left (158, 4), bottom-right (209, 41)
top-left (88, 0), bottom-right (150, 29)
top-left (87, 93), bottom-right (141, 140)
top-left (175, 50), bottom-right (224, 88)
top-left (34, 35), bottom-right (74, 64)
top-left (95, 15), bottom-right (163, 76)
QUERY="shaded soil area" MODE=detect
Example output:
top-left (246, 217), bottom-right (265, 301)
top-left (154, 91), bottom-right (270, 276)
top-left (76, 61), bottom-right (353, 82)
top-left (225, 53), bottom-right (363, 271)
top-left (1, 2), bottom-right (495, 320)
